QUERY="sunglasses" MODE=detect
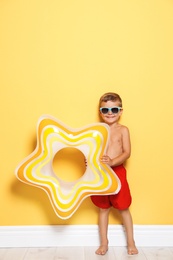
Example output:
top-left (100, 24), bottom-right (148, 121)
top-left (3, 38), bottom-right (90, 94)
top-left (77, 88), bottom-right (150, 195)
top-left (100, 106), bottom-right (122, 114)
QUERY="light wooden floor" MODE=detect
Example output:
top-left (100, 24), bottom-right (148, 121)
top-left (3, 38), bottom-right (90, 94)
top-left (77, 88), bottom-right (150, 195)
top-left (0, 247), bottom-right (173, 260)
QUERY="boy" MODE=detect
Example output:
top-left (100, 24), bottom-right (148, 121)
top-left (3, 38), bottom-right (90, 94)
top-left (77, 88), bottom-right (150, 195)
top-left (91, 92), bottom-right (138, 255)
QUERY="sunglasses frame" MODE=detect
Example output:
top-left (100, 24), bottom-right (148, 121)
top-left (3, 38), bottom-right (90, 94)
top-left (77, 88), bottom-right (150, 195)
top-left (99, 106), bottom-right (122, 114)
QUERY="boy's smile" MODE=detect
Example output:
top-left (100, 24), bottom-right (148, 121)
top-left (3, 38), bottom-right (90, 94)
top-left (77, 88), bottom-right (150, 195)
top-left (100, 101), bottom-right (123, 124)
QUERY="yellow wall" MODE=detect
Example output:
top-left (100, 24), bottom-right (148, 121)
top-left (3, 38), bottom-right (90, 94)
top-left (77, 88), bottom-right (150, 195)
top-left (0, 0), bottom-right (173, 226)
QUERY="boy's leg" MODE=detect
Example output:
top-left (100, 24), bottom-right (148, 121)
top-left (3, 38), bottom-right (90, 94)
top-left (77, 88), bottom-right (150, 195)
top-left (119, 209), bottom-right (138, 255)
top-left (95, 208), bottom-right (110, 255)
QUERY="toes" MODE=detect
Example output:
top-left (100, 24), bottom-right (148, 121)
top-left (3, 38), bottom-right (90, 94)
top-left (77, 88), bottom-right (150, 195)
top-left (95, 246), bottom-right (108, 255)
top-left (128, 248), bottom-right (139, 255)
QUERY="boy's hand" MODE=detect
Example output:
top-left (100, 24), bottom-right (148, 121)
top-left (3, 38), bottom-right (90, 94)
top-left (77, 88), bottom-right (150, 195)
top-left (100, 155), bottom-right (113, 166)
top-left (84, 157), bottom-right (87, 167)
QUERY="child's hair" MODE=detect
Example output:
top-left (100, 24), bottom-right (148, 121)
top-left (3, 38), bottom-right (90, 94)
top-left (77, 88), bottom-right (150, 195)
top-left (99, 92), bottom-right (122, 107)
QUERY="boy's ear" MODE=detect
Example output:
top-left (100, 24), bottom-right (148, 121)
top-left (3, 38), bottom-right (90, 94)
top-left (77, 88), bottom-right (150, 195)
top-left (120, 109), bottom-right (123, 115)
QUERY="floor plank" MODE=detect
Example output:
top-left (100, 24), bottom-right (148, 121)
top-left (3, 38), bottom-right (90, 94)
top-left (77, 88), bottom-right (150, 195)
top-left (0, 247), bottom-right (173, 260)
top-left (0, 248), bottom-right (27, 260)
top-left (24, 247), bottom-right (57, 260)
top-left (55, 246), bottom-right (85, 260)
top-left (169, 247), bottom-right (173, 257)
top-left (141, 247), bottom-right (173, 260)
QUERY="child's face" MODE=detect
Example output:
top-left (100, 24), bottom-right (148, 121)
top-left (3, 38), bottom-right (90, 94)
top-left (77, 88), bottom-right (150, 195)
top-left (99, 100), bottom-right (123, 125)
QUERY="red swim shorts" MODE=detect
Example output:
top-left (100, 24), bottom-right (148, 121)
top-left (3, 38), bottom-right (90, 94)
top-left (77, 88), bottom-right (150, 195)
top-left (91, 164), bottom-right (132, 210)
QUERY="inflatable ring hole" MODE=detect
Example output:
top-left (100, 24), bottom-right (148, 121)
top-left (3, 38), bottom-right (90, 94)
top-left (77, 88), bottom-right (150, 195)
top-left (52, 147), bottom-right (86, 182)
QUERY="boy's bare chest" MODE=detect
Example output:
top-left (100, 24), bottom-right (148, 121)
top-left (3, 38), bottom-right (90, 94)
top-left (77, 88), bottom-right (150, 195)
top-left (109, 128), bottom-right (122, 144)
top-left (107, 130), bottom-right (122, 153)
top-left (109, 134), bottom-right (122, 146)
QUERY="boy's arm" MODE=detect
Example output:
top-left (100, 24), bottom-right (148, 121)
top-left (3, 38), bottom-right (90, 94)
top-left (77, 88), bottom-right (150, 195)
top-left (101, 126), bottom-right (131, 167)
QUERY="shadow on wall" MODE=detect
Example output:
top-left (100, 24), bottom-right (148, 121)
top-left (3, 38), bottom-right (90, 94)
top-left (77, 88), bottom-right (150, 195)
top-left (10, 177), bottom-right (61, 224)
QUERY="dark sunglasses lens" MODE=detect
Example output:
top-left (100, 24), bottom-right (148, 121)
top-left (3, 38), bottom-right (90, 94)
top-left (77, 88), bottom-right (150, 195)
top-left (101, 108), bottom-right (109, 114)
top-left (111, 107), bottom-right (119, 113)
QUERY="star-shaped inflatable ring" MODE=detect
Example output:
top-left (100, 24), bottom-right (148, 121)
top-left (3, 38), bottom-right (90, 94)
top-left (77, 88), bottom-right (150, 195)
top-left (15, 115), bottom-right (121, 219)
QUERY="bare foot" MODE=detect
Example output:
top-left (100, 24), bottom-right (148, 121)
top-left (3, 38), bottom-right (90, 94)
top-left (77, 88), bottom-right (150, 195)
top-left (95, 245), bottom-right (108, 255)
top-left (127, 245), bottom-right (138, 255)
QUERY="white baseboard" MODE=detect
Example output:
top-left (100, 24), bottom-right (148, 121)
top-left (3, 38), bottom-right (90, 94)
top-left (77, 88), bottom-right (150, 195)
top-left (0, 225), bottom-right (173, 248)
